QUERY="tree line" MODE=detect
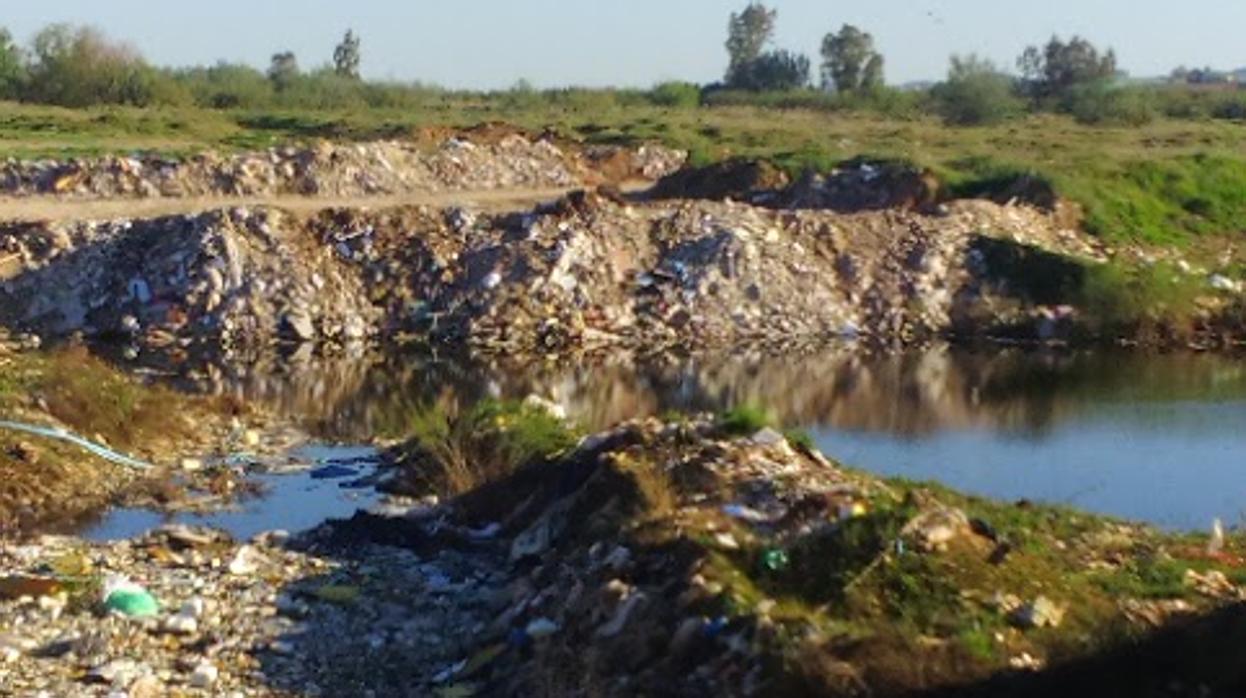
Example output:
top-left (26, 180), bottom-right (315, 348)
top-left (0, 14), bottom-right (1243, 127)
top-left (0, 24), bottom-right (389, 109)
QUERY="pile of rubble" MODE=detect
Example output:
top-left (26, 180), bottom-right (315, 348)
top-left (3, 412), bottom-right (1245, 696)
top-left (0, 135), bottom-right (686, 200)
top-left (0, 190), bottom-right (1114, 354)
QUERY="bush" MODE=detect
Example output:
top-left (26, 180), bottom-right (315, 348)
top-left (1065, 83), bottom-right (1157, 126)
top-left (399, 399), bottom-right (578, 496)
top-left (932, 55), bottom-right (1022, 126)
top-left (648, 81), bottom-right (702, 108)
top-left (177, 62), bottom-right (274, 109)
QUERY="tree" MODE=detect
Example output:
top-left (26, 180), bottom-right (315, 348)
top-left (268, 51), bottom-right (299, 91)
top-left (23, 24), bottom-right (172, 107)
top-left (1018, 35), bottom-right (1117, 99)
top-left (820, 25), bottom-right (884, 93)
top-left (730, 50), bottom-right (810, 91)
top-left (333, 30), bottom-right (361, 79)
top-left (932, 54), bottom-right (1022, 126)
top-left (0, 28), bottom-right (24, 99)
top-left (725, 2), bottom-right (776, 84)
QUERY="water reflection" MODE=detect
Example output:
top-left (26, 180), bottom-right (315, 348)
top-left (132, 344), bottom-right (1246, 529)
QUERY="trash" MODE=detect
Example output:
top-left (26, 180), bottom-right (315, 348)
top-left (0, 420), bottom-right (153, 469)
top-left (0, 575), bottom-right (63, 600)
top-left (761, 548), bottom-right (790, 572)
top-left (101, 576), bottom-right (159, 618)
top-left (524, 618), bottom-right (559, 639)
top-left (837, 501), bottom-right (868, 521)
top-left (310, 464), bottom-right (358, 480)
top-left (723, 503), bottom-right (772, 524)
top-left (713, 532), bottom-right (741, 550)
top-left (313, 584), bottom-right (361, 605)
top-left (1209, 518), bottom-right (1225, 555)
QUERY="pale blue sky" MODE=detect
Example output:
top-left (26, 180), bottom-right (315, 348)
top-left (4, 1), bottom-right (1243, 88)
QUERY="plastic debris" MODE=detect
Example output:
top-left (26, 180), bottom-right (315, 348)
top-left (313, 585), bottom-right (361, 605)
top-left (0, 420), bottom-right (153, 469)
top-left (102, 576), bottom-right (159, 618)
top-left (524, 618), bottom-right (559, 639)
top-left (761, 548), bottom-right (790, 572)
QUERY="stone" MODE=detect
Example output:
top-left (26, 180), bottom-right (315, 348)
top-left (1011, 596), bottom-right (1065, 629)
top-left (190, 661), bottom-right (219, 688)
top-left (162, 613), bottom-right (198, 635)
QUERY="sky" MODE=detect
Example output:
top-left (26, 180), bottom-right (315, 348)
top-left (4, 1), bottom-right (1245, 89)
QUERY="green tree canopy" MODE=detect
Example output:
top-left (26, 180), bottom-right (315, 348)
top-left (725, 2), bottom-right (776, 83)
top-left (23, 24), bottom-right (170, 107)
top-left (333, 30), bottom-right (361, 80)
top-left (730, 50), bottom-right (810, 91)
top-left (820, 24), bottom-right (885, 93)
top-left (1018, 35), bottom-right (1117, 99)
top-left (268, 51), bottom-right (300, 91)
top-left (0, 28), bottom-right (24, 99)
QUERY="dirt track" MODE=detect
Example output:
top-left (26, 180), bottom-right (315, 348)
top-left (0, 185), bottom-right (600, 223)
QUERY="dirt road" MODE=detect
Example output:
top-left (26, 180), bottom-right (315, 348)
top-left (0, 185), bottom-right (603, 222)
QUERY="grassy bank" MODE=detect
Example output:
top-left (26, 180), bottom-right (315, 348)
top-left (0, 345), bottom-right (239, 532)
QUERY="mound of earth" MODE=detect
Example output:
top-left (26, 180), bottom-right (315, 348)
top-left (0, 193), bottom-right (1121, 353)
top-left (0, 133), bottom-right (686, 201)
top-left (651, 158), bottom-right (942, 213)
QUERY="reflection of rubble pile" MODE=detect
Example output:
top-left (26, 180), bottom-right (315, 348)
top-left (0, 136), bottom-right (686, 200)
top-left (0, 193), bottom-right (1106, 353)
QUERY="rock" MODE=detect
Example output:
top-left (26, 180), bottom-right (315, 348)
top-left (189, 661), bottom-right (219, 688)
top-left (907, 507), bottom-right (970, 552)
top-left (669, 617), bottom-right (705, 657)
top-left (88, 658), bottom-right (144, 686)
top-left (228, 545), bottom-right (264, 576)
top-left (179, 458), bottom-right (204, 472)
top-left (749, 427), bottom-right (787, 447)
top-left (162, 613), bottom-right (198, 635)
top-left (596, 592), bottom-right (648, 638)
top-left (1011, 596), bottom-right (1066, 629)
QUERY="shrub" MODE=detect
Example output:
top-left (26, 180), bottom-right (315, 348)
top-left (719, 404), bottom-right (774, 436)
top-left (932, 55), bottom-right (1023, 126)
top-left (399, 399), bottom-right (578, 496)
top-left (1065, 83), bottom-right (1157, 126)
top-left (648, 81), bottom-right (702, 108)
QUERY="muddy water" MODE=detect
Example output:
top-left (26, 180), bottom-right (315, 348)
top-left (136, 346), bottom-right (1246, 531)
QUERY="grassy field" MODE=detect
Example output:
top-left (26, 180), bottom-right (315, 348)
top-left (3, 98), bottom-right (1246, 248)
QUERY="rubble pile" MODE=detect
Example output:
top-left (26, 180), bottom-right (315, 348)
top-left (0, 136), bottom-right (686, 200)
top-left (3, 414), bottom-right (1245, 696)
top-left (0, 192), bottom-right (1109, 354)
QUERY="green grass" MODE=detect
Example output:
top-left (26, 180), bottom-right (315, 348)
top-left (393, 398), bottom-right (579, 496)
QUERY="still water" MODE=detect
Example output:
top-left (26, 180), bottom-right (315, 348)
top-left (146, 345), bottom-right (1246, 531)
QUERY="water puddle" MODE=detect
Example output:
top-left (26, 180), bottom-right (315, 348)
top-left (82, 445), bottom-right (382, 542)
top-left (124, 345), bottom-right (1246, 531)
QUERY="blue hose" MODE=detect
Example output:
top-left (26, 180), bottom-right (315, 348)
top-left (0, 420), bottom-right (153, 470)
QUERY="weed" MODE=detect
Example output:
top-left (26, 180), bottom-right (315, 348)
top-left (398, 398), bottom-right (578, 496)
top-left (719, 403), bottom-right (774, 436)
